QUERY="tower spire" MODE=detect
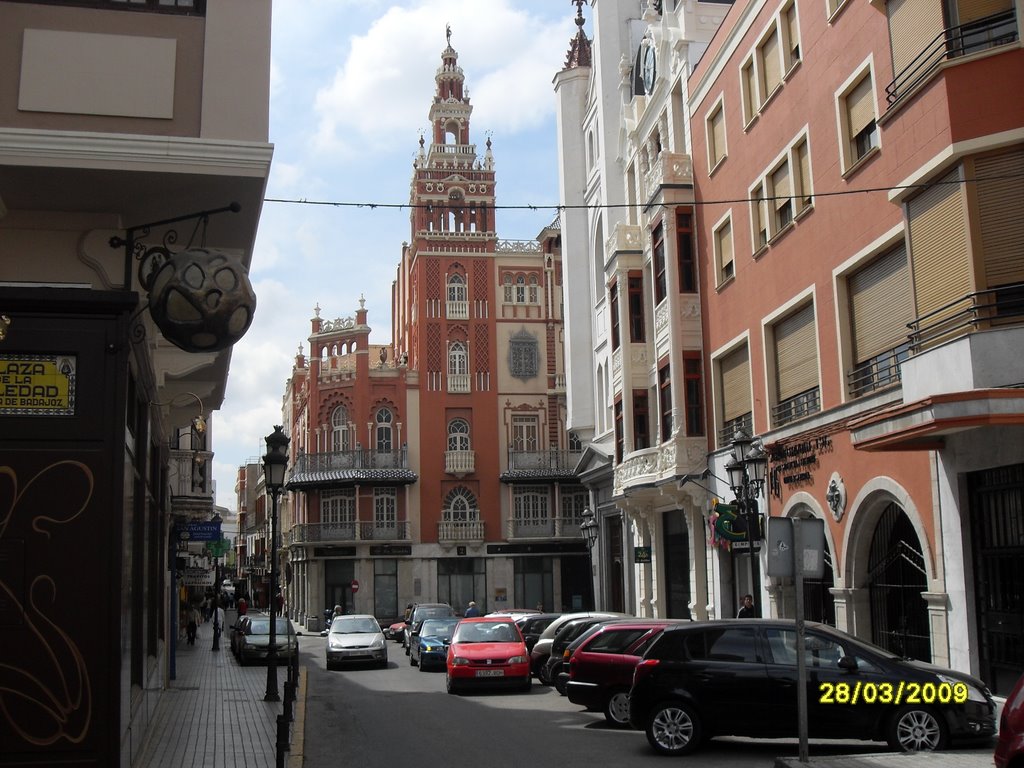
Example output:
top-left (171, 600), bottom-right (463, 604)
top-left (564, 0), bottom-right (592, 69)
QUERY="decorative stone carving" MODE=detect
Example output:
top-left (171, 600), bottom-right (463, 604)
top-left (826, 472), bottom-right (847, 521)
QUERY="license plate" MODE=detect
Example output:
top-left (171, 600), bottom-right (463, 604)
top-left (475, 669), bottom-right (505, 678)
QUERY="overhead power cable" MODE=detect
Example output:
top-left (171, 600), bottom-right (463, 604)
top-left (263, 171), bottom-right (1024, 213)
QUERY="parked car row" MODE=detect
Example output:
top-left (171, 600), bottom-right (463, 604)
top-left (228, 612), bottom-right (298, 666)
top-left (316, 605), bottom-right (1000, 757)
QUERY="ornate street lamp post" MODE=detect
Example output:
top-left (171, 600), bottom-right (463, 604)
top-left (580, 507), bottom-right (599, 610)
top-left (725, 429), bottom-right (768, 617)
top-left (262, 426), bottom-right (289, 702)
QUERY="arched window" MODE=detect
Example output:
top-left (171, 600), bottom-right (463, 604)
top-left (528, 274), bottom-right (539, 303)
top-left (515, 275), bottom-right (527, 303)
top-left (448, 419), bottom-right (471, 451)
top-left (376, 407), bottom-right (393, 453)
top-left (447, 273), bottom-right (467, 303)
top-left (448, 341), bottom-right (468, 376)
top-left (443, 487), bottom-right (478, 521)
top-left (331, 406), bottom-right (350, 452)
top-left (503, 273), bottom-right (514, 303)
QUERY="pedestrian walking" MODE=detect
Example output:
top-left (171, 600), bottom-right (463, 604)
top-left (186, 604), bottom-right (198, 646)
top-left (237, 594), bottom-right (248, 616)
top-left (464, 601), bottom-right (480, 617)
top-left (737, 594), bottom-right (756, 618)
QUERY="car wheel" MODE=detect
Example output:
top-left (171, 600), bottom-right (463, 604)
top-left (887, 706), bottom-right (948, 752)
top-left (537, 661), bottom-right (553, 686)
top-left (446, 675), bottom-right (459, 695)
top-left (646, 701), bottom-right (703, 756)
top-left (379, 658), bottom-right (388, 669)
top-left (410, 653), bottom-right (418, 667)
top-left (554, 674), bottom-right (568, 696)
top-left (604, 689), bottom-right (631, 728)
top-left (520, 677), bottom-right (532, 693)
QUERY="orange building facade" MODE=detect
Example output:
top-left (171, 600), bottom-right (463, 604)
top-left (689, 0), bottom-right (1023, 693)
top-left (278, 42), bottom-right (590, 628)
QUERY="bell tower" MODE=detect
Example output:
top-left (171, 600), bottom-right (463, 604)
top-left (396, 29), bottom-right (501, 548)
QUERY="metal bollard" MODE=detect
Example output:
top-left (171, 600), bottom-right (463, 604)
top-left (283, 682), bottom-right (293, 722)
top-left (276, 713), bottom-right (290, 752)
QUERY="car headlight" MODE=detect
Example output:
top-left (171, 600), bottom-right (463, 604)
top-left (452, 657), bottom-right (470, 666)
top-left (424, 644), bottom-right (435, 652)
top-left (371, 637), bottom-right (384, 648)
top-left (937, 674), bottom-right (988, 703)
top-left (508, 655), bottom-right (527, 664)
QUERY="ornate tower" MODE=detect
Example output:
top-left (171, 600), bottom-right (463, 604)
top-left (397, 33), bottom-right (501, 551)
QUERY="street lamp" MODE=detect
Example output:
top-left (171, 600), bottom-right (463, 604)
top-left (263, 425), bottom-right (290, 703)
top-left (580, 507), bottom-right (599, 610)
top-left (726, 428), bottom-right (768, 617)
top-left (210, 511), bottom-right (223, 651)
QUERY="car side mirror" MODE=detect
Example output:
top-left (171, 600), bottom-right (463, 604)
top-left (837, 655), bottom-right (858, 671)
top-left (320, 630), bottom-right (328, 637)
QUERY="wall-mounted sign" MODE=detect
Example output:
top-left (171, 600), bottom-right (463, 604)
top-left (768, 435), bottom-right (833, 498)
top-left (180, 567), bottom-right (214, 587)
top-left (634, 546), bottom-right (652, 563)
top-left (0, 354), bottom-right (76, 416)
top-left (178, 521), bottom-right (221, 542)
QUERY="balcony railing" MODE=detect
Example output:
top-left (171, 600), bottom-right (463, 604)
top-left (169, 448), bottom-right (214, 503)
top-left (291, 447), bottom-right (410, 474)
top-left (848, 342), bottom-right (911, 397)
top-left (448, 373), bottom-right (471, 393)
top-left (506, 449), bottom-right (582, 472)
top-left (507, 516), bottom-right (585, 540)
top-left (287, 521), bottom-right (410, 545)
top-left (717, 413), bottom-right (753, 450)
top-left (447, 300), bottom-right (469, 319)
top-left (445, 450), bottom-right (475, 475)
top-left (773, 387), bottom-right (822, 427)
top-left (886, 10), bottom-right (1018, 106)
top-left (909, 282), bottom-right (1024, 353)
top-left (438, 520), bottom-right (485, 542)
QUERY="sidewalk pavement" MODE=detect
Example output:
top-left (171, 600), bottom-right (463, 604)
top-left (777, 746), bottom-right (995, 768)
top-left (135, 610), bottom-right (306, 768)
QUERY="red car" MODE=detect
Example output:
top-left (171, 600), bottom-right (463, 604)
top-left (995, 673), bottom-right (1024, 768)
top-left (445, 617), bottom-right (531, 694)
top-left (566, 619), bottom-right (688, 726)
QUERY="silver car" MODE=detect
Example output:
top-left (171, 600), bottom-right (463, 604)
top-left (326, 614), bottom-right (388, 669)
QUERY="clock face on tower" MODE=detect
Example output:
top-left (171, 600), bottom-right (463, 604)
top-left (642, 43), bottom-right (657, 95)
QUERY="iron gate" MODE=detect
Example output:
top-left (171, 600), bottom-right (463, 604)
top-left (969, 463), bottom-right (1024, 696)
top-left (867, 502), bottom-right (931, 662)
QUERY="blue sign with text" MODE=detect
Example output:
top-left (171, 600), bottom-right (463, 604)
top-left (178, 522), bottom-right (221, 542)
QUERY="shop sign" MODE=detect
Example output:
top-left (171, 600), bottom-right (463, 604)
top-left (180, 567), bottom-right (214, 587)
top-left (0, 355), bottom-right (76, 416)
top-left (768, 435), bottom-right (833, 498)
top-left (634, 546), bottom-right (652, 563)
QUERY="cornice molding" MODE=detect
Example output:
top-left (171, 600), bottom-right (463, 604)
top-left (0, 128), bottom-right (273, 175)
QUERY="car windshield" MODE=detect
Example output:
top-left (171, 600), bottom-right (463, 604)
top-left (248, 618), bottom-right (291, 635)
top-left (455, 621), bottom-right (519, 644)
top-left (420, 619), bottom-right (458, 636)
top-left (414, 606), bottom-right (452, 620)
top-left (331, 617), bottom-right (381, 635)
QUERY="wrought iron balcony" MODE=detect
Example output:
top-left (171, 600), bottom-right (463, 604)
top-left (908, 282), bottom-right (1024, 353)
top-left (287, 521), bottom-right (410, 545)
top-left (505, 449), bottom-right (582, 473)
top-left (507, 516), bottom-right (586, 540)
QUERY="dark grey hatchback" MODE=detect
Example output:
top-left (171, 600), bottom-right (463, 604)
top-left (628, 620), bottom-right (996, 756)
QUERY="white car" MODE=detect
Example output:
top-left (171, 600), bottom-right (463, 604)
top-left (325, 614), bottom-right (388, 669)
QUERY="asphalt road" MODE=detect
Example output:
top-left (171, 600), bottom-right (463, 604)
top-left (295, 633), bottom-right (993, 768)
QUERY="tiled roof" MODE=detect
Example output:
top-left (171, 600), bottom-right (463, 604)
top-left (287, 469), bottom-right (418, 489)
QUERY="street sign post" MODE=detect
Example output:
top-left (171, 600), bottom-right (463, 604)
top-left (350, 579), bottom-right (360, 594)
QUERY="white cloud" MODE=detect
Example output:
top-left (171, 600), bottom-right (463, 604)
top-left (312, 0), bottom-right (567, 155)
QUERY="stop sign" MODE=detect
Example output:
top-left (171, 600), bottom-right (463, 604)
top-left (350, 579), bottom-right (360, 593)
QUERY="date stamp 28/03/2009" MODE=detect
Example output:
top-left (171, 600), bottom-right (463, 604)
top-left (819, 681), bottom-right (968, 705)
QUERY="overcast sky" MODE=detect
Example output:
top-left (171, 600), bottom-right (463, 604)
top-left (212, 0), bottom-right (584, 509)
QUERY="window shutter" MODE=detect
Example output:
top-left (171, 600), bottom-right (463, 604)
top-left (975, 149), bottom-right (1024, 287)
top-left (772, 162), bottom-right (791, 211)
top-left (796, 139), bottom-right (811, 208)
top-left (887, 0), bottom-right (945, 78)
top-left (850, 245), bottom-right (913, 362)
top-left (957, 0), bottom-right (1011, 25)
top-left (743, 61), bottom-right (757, 119)
top-left (762, 29), bottom-right (782, 93)
top-left (711, 108), bottom-right (726, 164)
top-left (721, 346), bottom-right (751, 421)
top-left (907, 170), bottom-right (971, 323)
top-left (787, 5), bottom-right (800, 57)
top-left (718, 221), bottom-right (734, 278)
top-left (775, 304), bottom-right (818, 400)
top-left (847, 74), bottom-right (875, 138)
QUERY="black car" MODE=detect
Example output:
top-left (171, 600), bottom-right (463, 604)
top-left (516, 613), bottom-right (561, 654)
top-left (402, 602), bottom-right (455, 654)
top-left (628, 619), bottom-right (996, 756)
